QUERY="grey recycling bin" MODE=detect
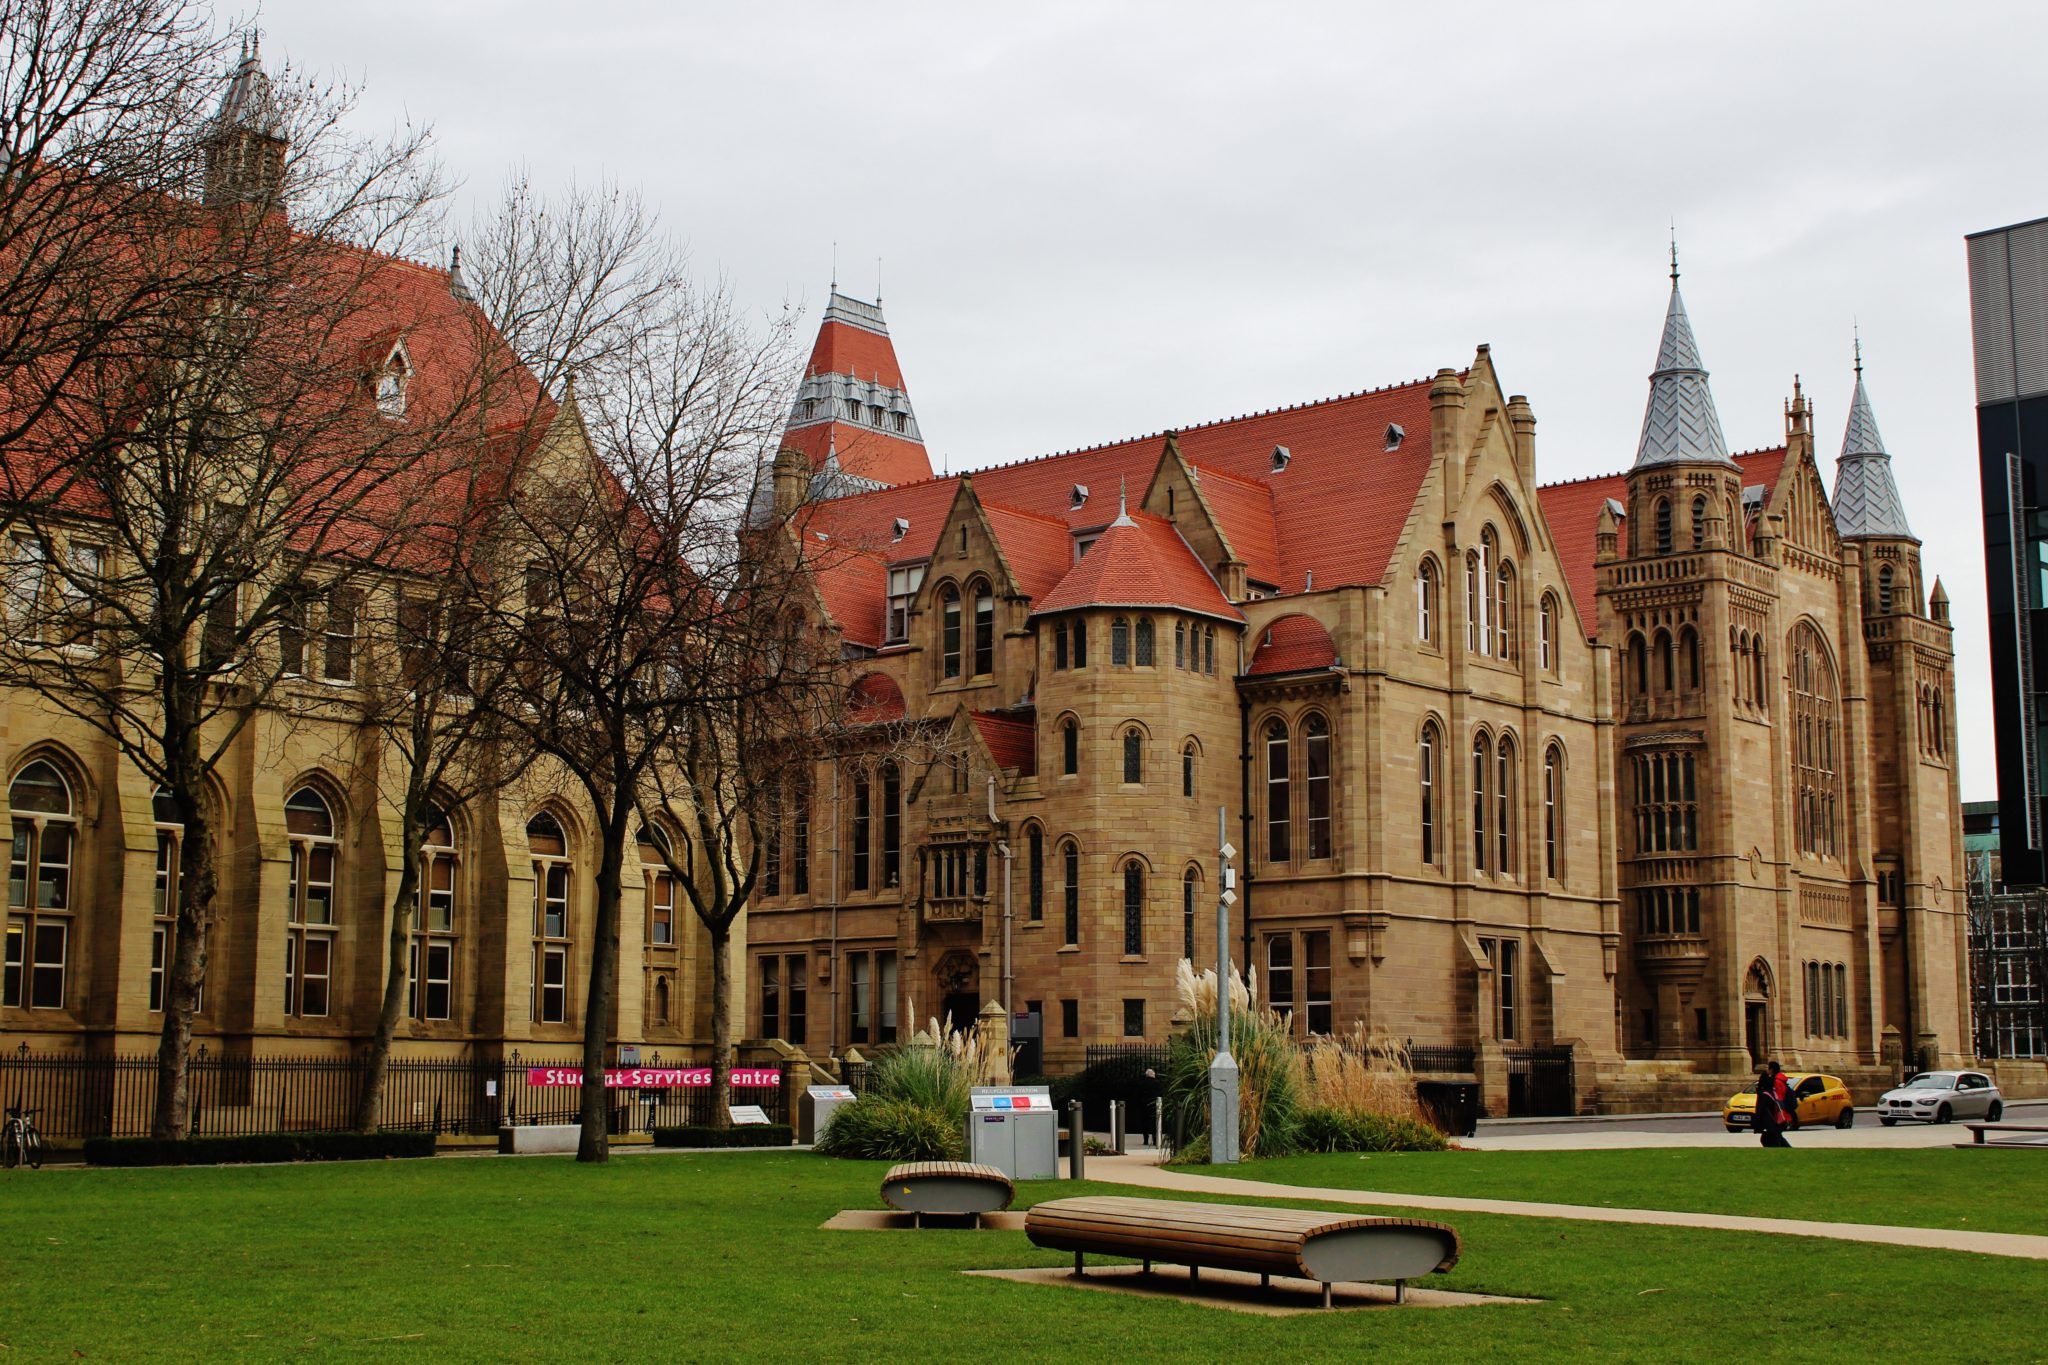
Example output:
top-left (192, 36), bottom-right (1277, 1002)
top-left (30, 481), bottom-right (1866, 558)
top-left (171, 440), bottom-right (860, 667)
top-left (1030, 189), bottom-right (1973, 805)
top-left (800, 1083), bottom-right (857, 1145)
top-left (965, 1086), bottom-right (1057, 1180)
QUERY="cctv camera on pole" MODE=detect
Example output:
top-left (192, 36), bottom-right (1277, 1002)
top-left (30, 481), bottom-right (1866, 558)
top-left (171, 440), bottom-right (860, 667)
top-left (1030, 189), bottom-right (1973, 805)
top-left (1210, 808), bottom-right (1240, 1164)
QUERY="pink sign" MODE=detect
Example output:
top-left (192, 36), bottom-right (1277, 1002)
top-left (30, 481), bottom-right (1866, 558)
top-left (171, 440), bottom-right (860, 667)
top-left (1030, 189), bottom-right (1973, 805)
top-left (525, 1066), bottom-right (782, 1089)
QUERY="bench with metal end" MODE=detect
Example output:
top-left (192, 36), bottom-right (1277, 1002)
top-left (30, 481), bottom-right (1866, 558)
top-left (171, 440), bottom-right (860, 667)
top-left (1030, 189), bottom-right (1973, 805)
top-left (880, 1161), bottom-right (1016, 1226)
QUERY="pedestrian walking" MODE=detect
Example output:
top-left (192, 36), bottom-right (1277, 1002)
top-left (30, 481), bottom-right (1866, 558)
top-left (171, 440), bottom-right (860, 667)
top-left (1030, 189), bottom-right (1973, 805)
top-left (1755, 1064), bottom-right (1791, 1147)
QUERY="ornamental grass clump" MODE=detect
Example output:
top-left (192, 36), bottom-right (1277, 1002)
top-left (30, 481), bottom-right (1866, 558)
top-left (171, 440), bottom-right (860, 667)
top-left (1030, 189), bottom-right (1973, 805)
top-left (1296, 1027), bottom-right (1448, 1152)
top-left (1163, 959), bottom-right (1305, 1159)
top-left (816, 1013), bottom-right (979, 1161)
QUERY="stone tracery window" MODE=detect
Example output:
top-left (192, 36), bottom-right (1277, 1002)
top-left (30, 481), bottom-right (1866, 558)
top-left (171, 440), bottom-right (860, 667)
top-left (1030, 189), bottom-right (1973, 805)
top-left (1632, 750), bottom-right (1698, 853)
top-left (284, 786), bottom-right (339, 1018)
top-left (6, 760), bottom-right (76, 1010)
top-left (1790, 623), bottom-right (1840, 859)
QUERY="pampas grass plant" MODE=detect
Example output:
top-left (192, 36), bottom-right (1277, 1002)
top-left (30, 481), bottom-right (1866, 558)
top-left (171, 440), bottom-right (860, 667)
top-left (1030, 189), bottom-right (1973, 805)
top-left (1163, 960), bottom-right (1304, 1159)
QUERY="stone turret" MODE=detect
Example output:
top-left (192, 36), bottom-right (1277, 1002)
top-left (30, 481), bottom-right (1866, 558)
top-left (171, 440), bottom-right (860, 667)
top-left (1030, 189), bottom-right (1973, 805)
top-left (204, 35), bottom-right (287, 209)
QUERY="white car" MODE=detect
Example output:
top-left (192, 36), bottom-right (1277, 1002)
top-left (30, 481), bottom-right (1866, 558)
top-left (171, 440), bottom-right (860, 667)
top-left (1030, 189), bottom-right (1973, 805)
top-left (1876, 1070), bottom-right (2003, 1126)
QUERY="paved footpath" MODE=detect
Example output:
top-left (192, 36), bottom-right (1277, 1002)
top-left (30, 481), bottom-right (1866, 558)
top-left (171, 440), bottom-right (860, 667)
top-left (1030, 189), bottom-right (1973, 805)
top-left (1086, 1153), bottom-right (2048, 1261)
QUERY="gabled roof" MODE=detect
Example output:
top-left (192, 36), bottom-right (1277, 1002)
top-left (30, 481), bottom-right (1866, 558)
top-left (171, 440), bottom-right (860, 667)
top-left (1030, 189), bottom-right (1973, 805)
top-left (1030, 507), bottom-right (1240, 621)
top-left (1831, 358), bottom-right (1914, 539)
top-left (781, 291), bottom-right (932, 487)
top-left (1247, 613), bottom-right (1337, 675)
top-left (1185, 461), bottom-right (1282, 586)
top-left (1633, 270), bottom-right (1734, 470)
top-left (805, 292), bottom-right (906, 390)
top-left (978, 498), bottom-right (1072, 602)
top-left (973, 710), bottom-right (1037, 776)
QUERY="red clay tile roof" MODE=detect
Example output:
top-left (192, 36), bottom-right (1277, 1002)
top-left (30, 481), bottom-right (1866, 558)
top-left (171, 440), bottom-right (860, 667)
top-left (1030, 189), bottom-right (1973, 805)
top-left (1536, 446), bottom-right (1791, 640)
top-left (1247, 612), bottom-right (1338, 675)
top-left (973, 710), bottom-right (1037, 775)
top-left (795, 379), bottom-right (1433, 639)
top-left (1031, 511), bottom-right (1240, 621)
top-left (805, 539), bottom-right (890, 648)
top-left (806, 317), bottom-right (905, 391)
top-left (846, 671), bottom-right (906, 725)
top-left (1185, 461), bottom-right (1281, 586)
top-left (978, 498), bottom-right (1073, 602)
top-left (782, 421), bottom-right (932, 487)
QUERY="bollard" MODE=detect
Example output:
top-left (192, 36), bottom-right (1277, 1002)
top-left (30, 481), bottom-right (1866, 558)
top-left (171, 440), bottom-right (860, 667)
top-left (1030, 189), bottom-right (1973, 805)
top-left (1154, 1096), bottom-right (1164, 1155)
top-left (1111, 1099), bottom-right (1126, 1155)
top-left (1066, 1098), bottom-right (1085, 1181)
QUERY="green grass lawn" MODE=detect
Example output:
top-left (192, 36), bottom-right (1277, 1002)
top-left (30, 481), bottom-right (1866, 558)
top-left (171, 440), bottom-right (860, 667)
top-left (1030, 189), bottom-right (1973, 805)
top-left (1218, 1147), bottom-right (2048, 1236)
top-left (1, 1151), bottom-right (2045, 1361)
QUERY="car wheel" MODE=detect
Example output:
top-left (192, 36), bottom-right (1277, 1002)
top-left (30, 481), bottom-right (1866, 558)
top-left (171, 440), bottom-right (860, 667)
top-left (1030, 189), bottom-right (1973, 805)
top-left (1988, 1100), bottom-right (2004, 1122)
top-left (1836, 1108), bottom-right (1854, 1129)
top-left (1936, 1104), bottom-right (1953, 1124)
top-left (1879, 1116), bottom-right (1897, 1127)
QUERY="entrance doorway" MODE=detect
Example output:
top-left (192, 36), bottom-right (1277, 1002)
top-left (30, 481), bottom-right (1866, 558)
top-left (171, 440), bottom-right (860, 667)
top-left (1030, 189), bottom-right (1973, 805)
top-left (934, 949), bottom-right (979, 1038)
top-left (1743, 958), bottom-right (1775, 1067)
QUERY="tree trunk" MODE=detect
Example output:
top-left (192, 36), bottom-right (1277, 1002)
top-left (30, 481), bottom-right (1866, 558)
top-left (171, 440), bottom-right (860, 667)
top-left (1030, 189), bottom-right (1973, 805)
top-left (709, 920), bottom-right (733, 1129)
top-left (151, 799), bottom-right (216, 1140)
top-left (354, 838), bottom-right (422, 1133)
top-left (577, 814), bottom-right (627, 1162)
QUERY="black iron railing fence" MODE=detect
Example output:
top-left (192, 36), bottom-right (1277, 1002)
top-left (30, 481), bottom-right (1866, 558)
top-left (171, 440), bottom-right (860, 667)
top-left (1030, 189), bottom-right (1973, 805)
top-left (0, 1044), bottom-right (792, 1141)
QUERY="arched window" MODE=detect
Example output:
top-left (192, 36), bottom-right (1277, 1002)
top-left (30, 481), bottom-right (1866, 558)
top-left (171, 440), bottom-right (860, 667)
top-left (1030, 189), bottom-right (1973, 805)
top-left (1543, 744), bottom-right (1564, 881)
top-left (1496, 734), bottom-right (1517, 875)
top-left (1122, 860), bottom-right (1145, 955)
top-left (850, 766), bottom-right (871, 891)
top-left (1182, 740), bottom-right (1197, 799)
top-left (1134, 617), bottom-right (1155, 666)
top-left (1061, 717), bottom-right (1079, 776)
top-left (411, 806), bottom-right (459, 1021)
top-left (638, 823), bottom-right (675, 953)
top-left (1790, 624), bottom-right (1840, 858)
top-left (1655, 498), bottom-right (1672, 554)
top-left (527, 811), bottom-right (573, 1024)
top-left (1264, 718), bottom-right (1291, 862)
top-left (1061, 840), bottom-right (1080, 945)
top-left (1655, 629), bottom-right (1675, 693)
top-left (1420, 724), bottom-right (1442, 869)
top-left (1878, 564), bottom-right (1894, 614)
top-left (1069, 618), bottom-right (1088, 669)
top-left (971, 581), bottom-right (994, 675)
top-left (1026, 824), bottom-right (1044, 921)
top-left (1122, 727), bottom-right (1143, 784)
top-left (1493, 558), bottom-right (1516, 660)
top-left (1691, 495), bottom-right (1707, 550)
top-left (1203, 625), bottom-right (1216, 675)
top-left (1111, 616), bottom-right (1131, 665)
top-left (1628, 633), bottom-right (1648, 697)
top-left (1681, 627), bottom-right (1700, 691)
top-left (1417, 558), bottom-right (1440, 644)
top-left (1182, 867), bottom-right (1199, 961)
top-left (939, 585), bottom-right (962, 679)
top-left (283, 786), bottom-right (339, 1018)
top-left (1465, 549), bottom-right (1486, 654)
top-left (1471, 734), bottom-right (1491, 873)
top-left (150, 787), bottom-right (189, 1014)
top-left (1753, 640), bottom-right (1768, 712)
top-left (1538, 593), bottom-right (1558, 672)
top-left (1175, 621), bottom-right (1188, 668)
top-left (652, 974), bottom-right (671, 1027)
top-left (881, 761), bottom-right (902, 888)
top-left (6, 760), bottom-right (76, 1009)
top-left (1304, 713), bottom-right (1333, 859)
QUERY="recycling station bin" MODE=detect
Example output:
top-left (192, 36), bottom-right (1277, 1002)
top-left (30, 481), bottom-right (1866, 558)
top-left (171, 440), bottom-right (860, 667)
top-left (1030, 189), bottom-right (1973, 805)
top-left (965, 1086), bottom-right (1056, 1179)
top-left (800, 1083), bottom-right (857, 1145)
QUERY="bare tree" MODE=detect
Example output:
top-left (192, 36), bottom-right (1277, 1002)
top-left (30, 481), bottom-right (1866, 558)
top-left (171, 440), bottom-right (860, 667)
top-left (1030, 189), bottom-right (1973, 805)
top-left (473, 184), bottom-right (801, 1162)
top-left (0, 25), bottom-right (463, 1137)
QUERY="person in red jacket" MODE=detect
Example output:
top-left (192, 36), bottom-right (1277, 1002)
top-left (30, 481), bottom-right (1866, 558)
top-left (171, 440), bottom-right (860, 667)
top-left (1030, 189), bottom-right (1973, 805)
top-left (1756, 1061), bottom-right (1794, 1147)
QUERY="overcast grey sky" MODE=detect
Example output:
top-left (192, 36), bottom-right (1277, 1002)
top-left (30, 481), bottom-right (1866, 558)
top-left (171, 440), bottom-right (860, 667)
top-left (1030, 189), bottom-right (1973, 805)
top-left (264, 0), bottom-right (2048, 800)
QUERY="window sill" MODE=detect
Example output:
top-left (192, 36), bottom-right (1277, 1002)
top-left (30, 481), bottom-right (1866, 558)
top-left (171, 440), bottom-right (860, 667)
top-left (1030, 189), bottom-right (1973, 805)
top-left (1057, 943), bottom-right (1081, 954)
top-left (1119, 955), bottom-right (1146, 965)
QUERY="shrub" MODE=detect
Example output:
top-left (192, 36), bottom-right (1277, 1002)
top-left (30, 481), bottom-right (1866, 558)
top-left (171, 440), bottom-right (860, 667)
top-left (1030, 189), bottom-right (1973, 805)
top-left (1295, 1106), bottom-right (1450, 1153)
top-left (84, 1130), bottom-right (436, 1167)
top-left (1162, 960), bottom-right (1304, 1159)
top-left (866, 1043), bottom-right (972, 1117)
top-left (1301, 1027), bottom-right (1438, 1129)
top-left (816, 1097), bottom-right (962, 1160)
top-left (651, 1124), bottom-right (792, 1149)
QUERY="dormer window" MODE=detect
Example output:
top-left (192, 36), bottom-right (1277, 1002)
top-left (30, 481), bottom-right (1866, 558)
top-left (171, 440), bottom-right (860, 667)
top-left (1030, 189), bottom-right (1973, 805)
top-left (1384, 423), bottom-right (1405, 451)
top-left (799, 398), bottom-right (818, 421)
top-left (841, 398), bottom-right (860, 421)
top-left (1271, 445), bottom-right (1291, 472)
top-left (891, 411), bottom-right (908, 433)
top-left (1070, 484), bottom-right (1090, 509)
top-left (885, 564), bottom-right (925, 644)
top-left (1073, 535), bottom-right (1098, 562)
top-left (375, 344), bottom-right (411, 419)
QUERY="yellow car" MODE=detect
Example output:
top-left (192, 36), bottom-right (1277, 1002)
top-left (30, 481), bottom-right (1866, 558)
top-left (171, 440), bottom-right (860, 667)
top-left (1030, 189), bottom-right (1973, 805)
top-left (1722, 1073), bottom-right (1855, 1132)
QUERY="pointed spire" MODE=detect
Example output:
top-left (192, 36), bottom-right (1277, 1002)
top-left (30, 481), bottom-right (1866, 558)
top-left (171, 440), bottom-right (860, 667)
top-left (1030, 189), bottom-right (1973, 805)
top-left (447, 244), bottom-right (473, 303)
top-left (1632, 250), bottom-right (1733, 469)
top-left (1111, 476), bottom-right (1135, 528)
top-left (216, 30), bottom-right (279, 134)
top-left (1832, 341), bottom-right (1913, 538)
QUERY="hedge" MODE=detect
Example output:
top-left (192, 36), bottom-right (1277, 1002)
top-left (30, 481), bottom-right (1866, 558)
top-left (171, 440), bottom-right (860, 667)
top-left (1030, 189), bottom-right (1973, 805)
top-left (651, 1124), bottom-right (793, 1149)
top-left (83, 1130), bottom-right (437, 1167)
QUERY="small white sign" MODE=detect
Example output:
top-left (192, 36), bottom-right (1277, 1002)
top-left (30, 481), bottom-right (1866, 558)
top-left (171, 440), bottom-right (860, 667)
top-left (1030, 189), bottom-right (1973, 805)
top-left (485, 1080), bottom-right (498, 1098)
top-left (730, 1104), bottom-right (771, 1126)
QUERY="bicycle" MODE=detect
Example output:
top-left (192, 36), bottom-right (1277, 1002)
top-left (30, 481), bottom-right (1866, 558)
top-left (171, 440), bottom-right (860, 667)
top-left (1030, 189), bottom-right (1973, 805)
top-left (2, 1105), bottom-right (44, 1170)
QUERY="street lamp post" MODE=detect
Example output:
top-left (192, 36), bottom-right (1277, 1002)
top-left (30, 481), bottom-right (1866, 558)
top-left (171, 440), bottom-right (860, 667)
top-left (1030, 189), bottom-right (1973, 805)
top-left (1209, 807), bottom-right (1240, 1164)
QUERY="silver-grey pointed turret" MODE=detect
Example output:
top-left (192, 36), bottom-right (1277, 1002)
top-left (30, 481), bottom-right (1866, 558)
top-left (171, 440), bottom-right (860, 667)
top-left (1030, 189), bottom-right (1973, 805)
top-left (1832, 345), bottom-right (1914, 539)
top-left (1633, 253), bottom-right (1734, 469)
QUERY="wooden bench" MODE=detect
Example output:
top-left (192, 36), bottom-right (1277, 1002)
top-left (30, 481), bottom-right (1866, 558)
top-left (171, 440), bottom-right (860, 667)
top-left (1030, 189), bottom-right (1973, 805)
top-left (880, 1161), bottom-right (1016, 1226)
top-left (1026, 1196), bottom-right (1461, 1308)
top-left (1962, 1123), bottom-right (2048, 1147)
